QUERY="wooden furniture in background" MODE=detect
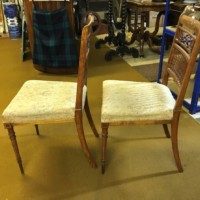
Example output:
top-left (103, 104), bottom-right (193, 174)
top-left (127, 0), bottom-right (167, 57)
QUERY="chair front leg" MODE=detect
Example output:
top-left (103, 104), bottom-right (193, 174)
top-left (171, 113), bottom-right (183, 172)
top-left (101, 123), bottom-right (109, 174)
top-left (4, 123), bottom-right (24, 174)
top-left (75, 110), bottom-right (97, 168)
top-left (84, 95), bottom-right (99, 138)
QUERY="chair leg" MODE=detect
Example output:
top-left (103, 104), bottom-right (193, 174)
top-left (35, 124), bottom-right (40, 135)
top-left (75, 111), bottom-right (97, 168)
top-left (4, 123), bottom-right (24, 174)
top-left (171, 116), bottom-right (183, 172)
top-left (101, 123), bottom-right (109, 174)
top-left (162, 124), bottom-right (170, 138)
top-left (84, 96), bottom-right (99, 138)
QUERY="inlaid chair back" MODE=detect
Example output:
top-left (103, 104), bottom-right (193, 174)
top-left (101, 13), bottom-right (200, 174)
top-left (2, 14), bottom-right (99, 174)
top-left (162, 14), bottom-right (200, 110)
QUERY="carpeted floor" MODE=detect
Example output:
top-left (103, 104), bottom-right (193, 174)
top-left (1, 37), bottom-right (200, 200)
top-left (132, 62), bottom-right (167, 82)
top-left (189, 111), bottom-right (200, 124)
top-left (96, 33), bottom-right (169, 82)
top-left (97, 32), bottom-right (169, 67)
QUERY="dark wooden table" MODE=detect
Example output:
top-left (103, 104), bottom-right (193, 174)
top-left (127, 0), bottom-right (168, 57)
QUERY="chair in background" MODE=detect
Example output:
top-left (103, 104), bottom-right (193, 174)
top-left (101, 14), bottom-right (200, 174)
top-left (2, 14), bottom-right (99, 174)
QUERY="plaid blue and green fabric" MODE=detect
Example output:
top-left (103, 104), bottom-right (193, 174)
top-left (33, 7), bottom-right (78, 68)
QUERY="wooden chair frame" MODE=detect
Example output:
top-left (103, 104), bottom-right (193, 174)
top-left (2, 14), bottom-right (99, 174)
top-left (101, 14), bottom-right (200, 174)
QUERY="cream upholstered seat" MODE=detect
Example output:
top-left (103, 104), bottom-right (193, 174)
top-left (2, 80), bottom-right (87, 124)
top-left (101, 80), bottom-right (175, 122)
top-left (2, 15), bottom-right (99, 174)
top-left (101, 13), bottom-right (200, 174)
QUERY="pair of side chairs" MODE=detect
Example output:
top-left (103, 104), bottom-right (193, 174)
top-left (2, 13), bottom-right (200, 175)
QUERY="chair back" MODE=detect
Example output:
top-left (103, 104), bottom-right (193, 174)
top-left (75, 14), bottom-right (94, 110)
top-left (162, 13), bottom-right (200, 109)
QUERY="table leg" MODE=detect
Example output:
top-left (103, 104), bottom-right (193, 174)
top-left (144, 11), bottom-right (165, 54)
top-left (127, 9), bottom-right (144, 56)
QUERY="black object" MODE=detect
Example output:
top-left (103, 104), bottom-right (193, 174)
top-left (74, 0), bottom-right (104, 37)
top-left (95, 0), bottom-right (139, 61)
top-left (74, 0), bottom-right (88, 36)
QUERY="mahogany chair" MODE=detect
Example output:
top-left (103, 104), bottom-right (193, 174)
top-left (2, 14), bottom-right (99, 174)
top-left (101, 14), bottom-right (200, 174)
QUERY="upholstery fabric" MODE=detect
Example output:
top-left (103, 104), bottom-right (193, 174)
top-left (2, 80), bottom-right (87, 124)
top-left (101, 80), bottom-right (176, 123)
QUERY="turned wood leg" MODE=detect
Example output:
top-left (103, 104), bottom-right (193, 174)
top-left (162, 124), bottom-right (170, 138)
top-left (134, 12), bottom-right (138, 32)
top-left (75, 110), bottom-right (97, 168)
top-left (171, 114), bottom-right (183, 172)
top-left (101, 123), bottom-right (109, 174)
top-left (84, 95), bottom-right (99, 138)
top-left (4, 123), bottom-right (24, 174)
top-left (139, 39), bottom-right (144, 57)
top-left (127, 8), bottom-right (132, 32)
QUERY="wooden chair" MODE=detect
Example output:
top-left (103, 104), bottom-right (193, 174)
top-left (101, 14), bottom-right (200, 174)
top-left (2, 14), bottom-right (99, 174)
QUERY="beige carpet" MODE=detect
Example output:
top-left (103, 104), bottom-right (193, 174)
top-left (97, 33), bottom-right (167, 63)
top-left (188, 111), bottom-right (200, 124)
top-left (1, 37), bottom-right (200, 200)
top-left (96, 32), bottom-right (169, 82)
top-left (132, 62), bottom-right (167, 82)
top-left (122, 45), bottom-right (169, 67)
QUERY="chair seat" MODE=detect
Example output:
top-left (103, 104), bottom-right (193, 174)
top-left (101, 80), bottom-right (176, 123)
top-left (2, 80), bottom-right (87, 124)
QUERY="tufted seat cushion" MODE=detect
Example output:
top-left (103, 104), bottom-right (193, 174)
top-left (101, 80), bottom-right (176, 123)
top-left (2, 80), bottom-right (87, 124)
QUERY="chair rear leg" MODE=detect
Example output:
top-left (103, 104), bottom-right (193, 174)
top-left (171, 117), bottom-right (183, 172)
top-left (162, 124), bottom-right (170, 138)
top-left (84, 96), bottom-right (99, 137)
top-left (101, 123), bottom-right (109, 174)
top-left (35, 124), bottom-right (40, 135)
top-left (4, 123), bottom-right (24, 174)
top-left (75, 111), bottom-right (97, 168)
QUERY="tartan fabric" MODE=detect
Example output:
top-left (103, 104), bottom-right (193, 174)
top-left (33, 7), bottom-right (78, 68)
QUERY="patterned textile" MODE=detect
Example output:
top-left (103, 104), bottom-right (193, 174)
top-left (101, 80), bottom-right (176, 123)
top-left (2, 80), bottom-right (87, 124)
top-left (33, 7), bottom-right (78, 68)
